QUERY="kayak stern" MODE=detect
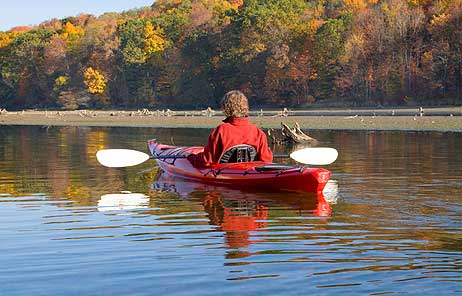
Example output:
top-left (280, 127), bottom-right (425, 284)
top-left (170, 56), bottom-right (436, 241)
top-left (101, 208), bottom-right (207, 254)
top-left (148, 139), bottom-right (331, 193)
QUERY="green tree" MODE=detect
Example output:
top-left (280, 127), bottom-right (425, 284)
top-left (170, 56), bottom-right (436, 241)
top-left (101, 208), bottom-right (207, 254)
top-left (312, 14), bottom-right (352, 101)
top-left (8, 29), bottom-right (54, 108)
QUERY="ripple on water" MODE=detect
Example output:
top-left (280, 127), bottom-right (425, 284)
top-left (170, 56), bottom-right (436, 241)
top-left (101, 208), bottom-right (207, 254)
top-left (1, 127), bottom-right (462, 295)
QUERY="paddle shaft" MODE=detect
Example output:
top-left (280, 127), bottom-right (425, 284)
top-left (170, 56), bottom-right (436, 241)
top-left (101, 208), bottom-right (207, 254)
top-left (96, 147), bottom-right (337, 167)
top-left (151, 154), bottom-right (290, 160)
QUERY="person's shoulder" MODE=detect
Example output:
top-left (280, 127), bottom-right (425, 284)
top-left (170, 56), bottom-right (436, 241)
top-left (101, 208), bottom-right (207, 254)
top-left (252, 124), bottom-right (267, 136)
top-left (216, 122), bottom-right (230, 129)
top-left (212, 122), bottom-right (230, 134)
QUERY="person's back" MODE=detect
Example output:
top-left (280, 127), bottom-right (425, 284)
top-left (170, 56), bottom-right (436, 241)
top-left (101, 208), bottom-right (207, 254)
top-left (188, 90), bottom-right (272, 168)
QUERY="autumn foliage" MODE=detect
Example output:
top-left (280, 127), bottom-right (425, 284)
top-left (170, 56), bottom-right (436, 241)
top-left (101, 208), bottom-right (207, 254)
top-left (0, 0), bottom-right (461, 110)
top-left (84, 67), bottom-right (106, 94)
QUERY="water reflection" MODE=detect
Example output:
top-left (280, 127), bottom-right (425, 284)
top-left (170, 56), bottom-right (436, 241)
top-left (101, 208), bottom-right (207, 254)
top-left (151, 172), bottom-right (335, 249)
top-left (1, 126), bottom-right (461, 295)
top-left (97, 192), bottom-right (149, 211)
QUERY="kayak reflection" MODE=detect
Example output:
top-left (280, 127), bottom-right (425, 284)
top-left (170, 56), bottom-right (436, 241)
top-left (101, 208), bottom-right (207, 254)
top-left (151, 173), bottom-right (337, 248)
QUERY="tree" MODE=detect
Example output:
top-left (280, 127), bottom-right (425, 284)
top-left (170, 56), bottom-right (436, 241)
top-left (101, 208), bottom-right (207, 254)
top-left (143, 22), bottom-right (169, 57)
top-left (84, 67), bottom-right (106, 94)
top-left (426, 0), bottom-right (462, 101)
top-left (60, 22), bottom-right (84, 45)
top-left (313, 14), bottom-right (351, 101)
top-left (8, 29), bottom-right (54, 107)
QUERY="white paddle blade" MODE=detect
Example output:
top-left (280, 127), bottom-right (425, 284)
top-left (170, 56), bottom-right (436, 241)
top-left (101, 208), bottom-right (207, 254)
top-left (96, 149), bottom-right (150, 167)
top-left (289, 147), bottom-right (338, 165)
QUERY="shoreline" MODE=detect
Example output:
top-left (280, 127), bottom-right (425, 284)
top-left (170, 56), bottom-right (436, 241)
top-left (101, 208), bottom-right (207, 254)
top-left (1, 108), bottom-right (462, 132)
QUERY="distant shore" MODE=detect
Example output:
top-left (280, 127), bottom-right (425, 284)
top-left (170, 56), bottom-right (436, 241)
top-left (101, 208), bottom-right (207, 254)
top-left (1, 107), bottom-right (462, 132)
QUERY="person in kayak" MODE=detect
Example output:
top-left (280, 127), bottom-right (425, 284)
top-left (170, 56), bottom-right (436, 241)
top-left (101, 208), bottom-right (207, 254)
top-left (187, 90), bottom-right (273, 168)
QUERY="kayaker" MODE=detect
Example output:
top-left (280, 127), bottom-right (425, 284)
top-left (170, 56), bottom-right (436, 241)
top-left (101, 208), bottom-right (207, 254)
top-left (187, 90), bottom-right (273, 167)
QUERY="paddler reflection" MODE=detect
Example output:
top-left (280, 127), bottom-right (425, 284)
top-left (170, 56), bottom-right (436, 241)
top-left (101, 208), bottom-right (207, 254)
top-left (151, 173), bottom-right (336, 248)
top-left (203, 191), bottom-right (269, 248)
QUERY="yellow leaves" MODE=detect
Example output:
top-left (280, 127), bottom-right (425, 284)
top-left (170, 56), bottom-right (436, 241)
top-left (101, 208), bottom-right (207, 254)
top-left (55, 75), bottom-right (69, 87)
top-left (294, 19), bottom-right (324, 40)
top-left (222, 16), bottom-right (232, 26)
top-left (254, 42), bottom-right (266, 53)
top-left (213, 0), bottom-right (236, 14)
top-left (203, 0), bottom-right (238, 23)
top-left (430, 13), bottom-right (450, 28)
top-left (0, 31), bottom-right (22, 48)
top-left (63, 184), bottom-right (91, 203)
top-left (406, 0), bottom-right (426, 6)
top-left (344, 0), bottom-right (379, 12)
top-left (60, 22), bottom-right (84, 43)
top-left (308, 19), bottom-right (324, 34)
top-left (344, 0), bottom-right (368, 12)
top-left (342, 32), bottom-right (366, 63)
top-left (0, 173), bottom-right (17, 195)
top-left (422, 51), bottom-right (433, 62)
top-left (143, 22), bottom-right (168, 56)
top-left (85, 131), bottom-right (107, 158)
top-left (83, 67), bottom-right (106, 94)
top-left (0, 32), bottom-right (14, 48)
top-left (53, 76), bottom-right (69, 92)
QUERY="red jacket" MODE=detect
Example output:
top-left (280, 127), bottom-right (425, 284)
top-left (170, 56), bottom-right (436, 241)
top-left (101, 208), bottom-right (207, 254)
top-left (188, 116), bottom-right (273, 168)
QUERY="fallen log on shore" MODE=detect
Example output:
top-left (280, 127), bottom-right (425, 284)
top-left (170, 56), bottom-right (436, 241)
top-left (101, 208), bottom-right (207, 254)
top-left (268, 122), bottom-right (318, 145)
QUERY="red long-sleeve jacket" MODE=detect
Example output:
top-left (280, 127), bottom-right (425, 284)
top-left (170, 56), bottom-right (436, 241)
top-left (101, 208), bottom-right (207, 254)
top-left (188, 116), bottom-right (273, 168)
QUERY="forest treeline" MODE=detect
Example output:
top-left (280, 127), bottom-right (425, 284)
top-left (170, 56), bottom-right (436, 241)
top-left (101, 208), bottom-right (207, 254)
top-left (0, 0), bottom-right (461, 110)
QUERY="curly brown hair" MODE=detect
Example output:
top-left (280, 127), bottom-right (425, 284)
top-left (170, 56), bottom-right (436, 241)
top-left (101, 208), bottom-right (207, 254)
top-left (221, 90), bottom-right (249, 117)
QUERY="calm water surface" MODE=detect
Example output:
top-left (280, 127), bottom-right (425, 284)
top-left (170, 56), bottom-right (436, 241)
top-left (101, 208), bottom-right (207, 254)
top-left (0, 126), bottom-right (461, 295)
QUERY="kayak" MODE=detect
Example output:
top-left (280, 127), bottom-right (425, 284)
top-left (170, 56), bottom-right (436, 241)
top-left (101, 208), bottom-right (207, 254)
top-left (148, 140), bottom-right (331, 193)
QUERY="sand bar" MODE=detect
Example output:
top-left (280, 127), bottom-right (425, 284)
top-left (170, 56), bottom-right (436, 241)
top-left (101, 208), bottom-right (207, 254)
top-left (1, 108), bottom-right (461, 131)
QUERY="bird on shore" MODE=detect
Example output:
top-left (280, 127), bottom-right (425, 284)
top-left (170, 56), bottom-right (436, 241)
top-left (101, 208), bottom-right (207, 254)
top-left (344, 115), bottom-right (358, 119)
top-left (419, 107), bottom-right (424, 117)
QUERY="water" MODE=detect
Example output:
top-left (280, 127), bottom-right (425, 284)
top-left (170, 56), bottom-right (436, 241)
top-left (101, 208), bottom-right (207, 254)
top-left (0, 126), bottom-right (461, 295)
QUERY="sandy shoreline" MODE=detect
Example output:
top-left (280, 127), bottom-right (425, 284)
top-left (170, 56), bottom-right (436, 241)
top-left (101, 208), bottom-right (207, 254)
top-left (1, 108), bottom-right (462, 131)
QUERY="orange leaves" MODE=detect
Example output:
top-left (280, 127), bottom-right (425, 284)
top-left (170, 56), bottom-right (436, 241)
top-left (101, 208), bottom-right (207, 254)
top-left (308, 19), bottom-right (324, 35)
top-left (288, 50), bottom-right (310, 81)
top-left (10, 26), bottom-right (32, 33)
top-left (229, 0), bottom-right (244, 9)
top-left (430, 13), bottom-right (450, 29)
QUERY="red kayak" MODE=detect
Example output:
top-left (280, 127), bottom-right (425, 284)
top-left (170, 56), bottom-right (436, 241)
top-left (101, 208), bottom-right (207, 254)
top-left (148, 140), bottom-right (331, 193)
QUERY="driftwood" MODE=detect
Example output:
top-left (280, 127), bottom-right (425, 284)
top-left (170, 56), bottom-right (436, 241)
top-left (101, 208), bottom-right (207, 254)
top-left (268, 122), bottom-right (318, 145)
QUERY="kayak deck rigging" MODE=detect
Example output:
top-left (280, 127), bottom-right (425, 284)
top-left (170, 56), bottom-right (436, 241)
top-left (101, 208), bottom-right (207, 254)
top-left (148, 140), bottom-right (331, 193)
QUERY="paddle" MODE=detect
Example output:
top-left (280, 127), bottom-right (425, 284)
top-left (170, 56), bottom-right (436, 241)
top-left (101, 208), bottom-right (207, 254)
top-left (96, 147), bottom-right (338, 168)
